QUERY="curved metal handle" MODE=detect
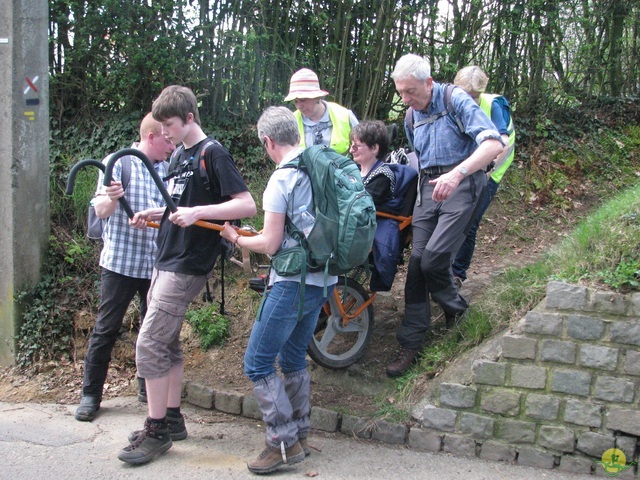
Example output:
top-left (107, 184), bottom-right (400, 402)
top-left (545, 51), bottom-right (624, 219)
top-left (104, 148), bottom-right (173, 218)
top-left (66, 158), bottom-right (105, 195)
top-left (103, 148), bottom-right (253, 235)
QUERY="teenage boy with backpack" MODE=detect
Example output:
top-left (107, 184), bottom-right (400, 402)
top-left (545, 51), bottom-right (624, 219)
top-left (75, 113), bottom-right (174, 422)
top-left (117, 85), bottom-right (256, 465)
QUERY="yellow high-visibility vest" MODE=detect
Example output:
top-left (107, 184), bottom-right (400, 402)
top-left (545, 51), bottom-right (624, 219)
top-left (479, 93), bottom-right (515, 183)
top-left (294, 102), bottom-right (352, 155)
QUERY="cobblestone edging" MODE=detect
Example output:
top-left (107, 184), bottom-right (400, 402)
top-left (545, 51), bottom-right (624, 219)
top-left (183, 281), bottom-right (640, 478)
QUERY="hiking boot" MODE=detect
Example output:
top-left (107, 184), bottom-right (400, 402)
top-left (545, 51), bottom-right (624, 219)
top-left (247, 441), bottom-right (305, 474)
top-left (299, 437), bottom-right (311, 457)
top-left (128, 410), bottom-right (187, 442)
top-left (137, 377), bottom-right (147, 404)
top-left (118, 418), bottom-right (172, 465)
top-left (453, 276), bottom-right (463, 290)
top-left (75, 395), bottom-right (100, 422)
top-left (386, 348), bottom-right (420, 378)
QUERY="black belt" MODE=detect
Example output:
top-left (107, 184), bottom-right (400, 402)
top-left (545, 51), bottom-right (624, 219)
top-left (420, 164), bottom-right (459, 177)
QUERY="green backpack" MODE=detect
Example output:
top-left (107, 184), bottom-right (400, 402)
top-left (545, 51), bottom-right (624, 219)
top-left (270, 145), bottom-right (376, 317)
top-left (284, 145), bottom-right (377, 276)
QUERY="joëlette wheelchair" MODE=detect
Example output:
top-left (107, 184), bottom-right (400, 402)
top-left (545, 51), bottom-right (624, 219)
top-left (235, 151), bottom-right (418, 369)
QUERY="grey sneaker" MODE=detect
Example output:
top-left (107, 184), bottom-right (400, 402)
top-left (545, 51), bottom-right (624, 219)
top-left (118, 418), bottom-right (172, 465)
top-left (247, 441), bottom-right (305, 474)
top-left (128, 411), bottom-right (187, 442)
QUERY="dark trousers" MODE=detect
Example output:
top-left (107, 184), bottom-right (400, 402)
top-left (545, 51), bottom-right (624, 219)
top-left (398, 170), bottom-right (485, 349)
top-left (452, 177), bottom-right (499, 281)
top-left (82, 268), bottom-right (151, 397)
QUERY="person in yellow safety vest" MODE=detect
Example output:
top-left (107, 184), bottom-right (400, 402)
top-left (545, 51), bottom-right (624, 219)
top-left (451, 66), bottom-right (516, 285)
top-left (284, 68), bottom-right (359, 155)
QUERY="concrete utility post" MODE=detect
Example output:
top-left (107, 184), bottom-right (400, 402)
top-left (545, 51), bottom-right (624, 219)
top-left (0, 0), bottom-right (49, 365)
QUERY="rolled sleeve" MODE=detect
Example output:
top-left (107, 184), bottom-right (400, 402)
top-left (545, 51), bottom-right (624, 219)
top-left (476, 128), bottom-right (504, 146)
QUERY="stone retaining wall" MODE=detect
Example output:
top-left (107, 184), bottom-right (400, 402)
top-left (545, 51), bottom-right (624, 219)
top-left (412, 281), bottom-right (640, 477)
top-left (184, 281), bottom-right (640, 478)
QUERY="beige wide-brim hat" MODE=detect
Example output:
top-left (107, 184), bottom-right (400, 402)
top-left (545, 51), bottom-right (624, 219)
top-left (284, 68), bottom-right (329, 102)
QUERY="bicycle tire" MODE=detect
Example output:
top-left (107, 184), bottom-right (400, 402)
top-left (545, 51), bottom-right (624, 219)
top-left (307, 276), bottom-right (374, 369)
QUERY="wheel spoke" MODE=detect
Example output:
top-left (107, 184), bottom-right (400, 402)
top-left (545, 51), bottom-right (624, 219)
top-left (338, 317), bottom-right (366, 333)
top-left (317, 314), bottom-right (340, 350)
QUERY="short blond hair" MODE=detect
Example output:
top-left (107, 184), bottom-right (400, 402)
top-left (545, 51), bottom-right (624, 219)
top-left (454, 66), bottom-right (489, 95)
top-left (139, 112), bottom-right (162, 140)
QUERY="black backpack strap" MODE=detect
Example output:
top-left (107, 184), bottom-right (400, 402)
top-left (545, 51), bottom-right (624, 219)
top-left (195, 139), bottom-right (218, 193)
top-left (163, 145), bottom-right (185, 182)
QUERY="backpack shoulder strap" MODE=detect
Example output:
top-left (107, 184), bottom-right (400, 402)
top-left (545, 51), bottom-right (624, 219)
top-left (165, 145), bottom-right (185, 177)
top-left (195, 139), bottom-right (218, 192)
top-left (444, 83), bottom-right (465, 133)
top-left (407, 84), bottom-right (465, 135)
top-left (120, 156), bottom-right (132, 189)
top-left (404, 107), bottom-right (415, 149)
top-left (404, 107), bottom-right (414, 134)
top-left (277, 156), bottom-right (303, 232)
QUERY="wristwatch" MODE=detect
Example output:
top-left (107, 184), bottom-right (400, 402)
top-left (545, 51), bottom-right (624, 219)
top-left (457, 164), bottom-right (468, 177)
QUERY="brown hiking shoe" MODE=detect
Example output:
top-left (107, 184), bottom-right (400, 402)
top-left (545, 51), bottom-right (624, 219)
top-left (247, 441), bottom-right (305, 474)
top-left (118, 418), bottom-right (172, 465)
top-left (386, 348), bottom-right (420, 377)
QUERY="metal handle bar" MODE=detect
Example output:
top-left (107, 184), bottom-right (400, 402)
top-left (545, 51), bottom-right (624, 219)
top-left (101, 148), bottom-right (253, 235)
top-left (65, 157), bottom-right (159, 228)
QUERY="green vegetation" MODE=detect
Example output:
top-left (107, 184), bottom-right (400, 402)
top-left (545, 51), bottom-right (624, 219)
top-left (16, 235), bottom-right (99, 367)
top-left (185, 305), bottom-right (230, 350)
top-left (549, 184), bottom-right (640, 290)
top-left (50, 1), bottom-right (640, 127)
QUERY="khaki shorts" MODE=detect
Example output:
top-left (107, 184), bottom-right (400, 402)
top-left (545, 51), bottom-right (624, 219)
top-left (136, 269), bottom-right (208, 379)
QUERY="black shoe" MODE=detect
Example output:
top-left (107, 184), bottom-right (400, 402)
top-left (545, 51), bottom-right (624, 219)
top-left (386, 348), bottom-right (420, 377)
top-left (445, 310), bottom-right (467, 329)
top-left (128, 410), bottom-right (187, 442)
top-left (118, 418), bottom-right (172, 465)
top-left (75, 395), bottom-right (101, 422)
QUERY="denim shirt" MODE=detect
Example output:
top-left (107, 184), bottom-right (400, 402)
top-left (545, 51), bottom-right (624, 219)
top-left (408, 82), bottom-right (502, 170)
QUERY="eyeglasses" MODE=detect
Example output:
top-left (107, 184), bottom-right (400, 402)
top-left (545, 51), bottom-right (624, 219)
top-left (349, 143), bottom-right (366, 152)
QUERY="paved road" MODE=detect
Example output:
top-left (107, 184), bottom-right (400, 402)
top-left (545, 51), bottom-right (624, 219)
top-left (1, 397), bottom-right (589, 479)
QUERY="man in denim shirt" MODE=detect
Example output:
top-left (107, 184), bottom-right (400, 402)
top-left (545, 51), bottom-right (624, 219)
top-left (386, 54), bottom-right (504, 377)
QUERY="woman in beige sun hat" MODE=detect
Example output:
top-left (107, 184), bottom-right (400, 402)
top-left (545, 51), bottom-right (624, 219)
top-left (284, 68), bottom-right (359, 155)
